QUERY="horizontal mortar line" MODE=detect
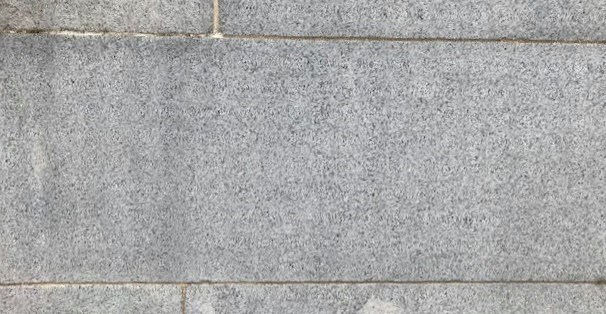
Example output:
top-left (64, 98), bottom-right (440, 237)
top-left (1, 280), bottom-right (605, 287)
top-left (2, 29), bottom-right (606, 45)
top-left (0, 29), bottom-right (209, 39)
top-left (222, 34), bottom-right (606, 45)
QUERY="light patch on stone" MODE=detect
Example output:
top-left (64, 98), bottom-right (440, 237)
top-left (359, 298), bottom-right (402, 314)
top-left (199, 302), bottom-right (216, 314)
top-left (31, 138), bottom-right (47, 190)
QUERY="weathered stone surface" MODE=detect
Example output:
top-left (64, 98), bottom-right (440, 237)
top-left (1, 34), bottom-right (606, 282)
top-left (186, 284), bottom-right (606, 313)
top-left (0, 0), bottom-right (212, 34)
top-left (0, 285), bottom-right (181, 313)
top-left (221, 0), bottom-right (606, 40)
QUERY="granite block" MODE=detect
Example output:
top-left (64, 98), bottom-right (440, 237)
top-left (1, 34), bottom-right (605, 282)
top-left (186, 283), bottom-right (606, 314)
top-left (0, 285), bottom-right (181, 313)
top-left (221, 0), bottom-right (606, 40)
top-left (0, 0), bottom-right (212, 34)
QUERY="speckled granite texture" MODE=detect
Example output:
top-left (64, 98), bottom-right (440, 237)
top-left (221, 0), bottom-right (606, 40)
top-left (2, 1), bottom-right (606, 312)
top-left (0, 285), bottom-right (181, 313)
top-left (2, 35), bottom-right (605, 284)
top-left (0, 0), bottom-right (213, 33)
top-left (186, 284), bottom-right (606, 313)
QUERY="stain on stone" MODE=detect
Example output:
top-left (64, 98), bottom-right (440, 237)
top-left (198, 302), bottom-right (216, 314)
top-left (30, 137), bottom-right (47, 190)
top-left (358, 298), bottom-right (402, 314)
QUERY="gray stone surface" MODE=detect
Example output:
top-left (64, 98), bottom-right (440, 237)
top-left (221, 0), bottom-right (606, 40)
top-left (0, 285), bottom-right (181, 313)
top-left (1, 34), bottom-right (606, 283)
top-left (186, 284), bottom-right (606, 313)
top-left (0, 0), bottom-right (212, 34)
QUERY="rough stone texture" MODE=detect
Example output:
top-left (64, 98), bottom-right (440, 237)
top-left (221, 0), bottom-right (606, 40)
top-left (0, 0), bottom-right (212, 34)
top-left (1, 34), bottom-right (606, 283)
top-left (0, 285), bottom-right (181, 313)
top-left (186, 284), bottom-right (606, 313)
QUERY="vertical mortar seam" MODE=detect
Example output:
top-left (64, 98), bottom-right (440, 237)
top-left (180, 284), bottom-right (188, 314)
top-left (213, 0), bottom-right (220, 34)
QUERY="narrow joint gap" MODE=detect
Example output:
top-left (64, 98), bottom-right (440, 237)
top-left (1, 280), bottom-right (605, 287)
top-left (2, 29), bottom-right (606, 45)
top-left (222, 34), bottom-right (606, 45)
top-left (180, 284), bottom-right (189, 314)
top-left (212, 0), bottom-right (220, 35)
top-left (0, 29), bottom-right (209, 39)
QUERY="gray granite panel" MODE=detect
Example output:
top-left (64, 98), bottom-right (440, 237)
top-left (0, 285), bottom-right (181, 313)
top-left (1, 35), bottom-right (605, 282)
top-left (221, 0), bottom-right (606, 40)
top-left (186, 284), bottom-right (606, 313)
top-left (0, 0), bottom-right (212, 34)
